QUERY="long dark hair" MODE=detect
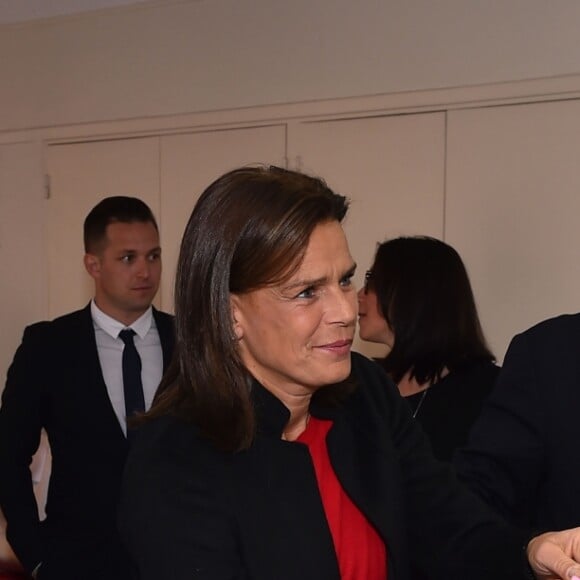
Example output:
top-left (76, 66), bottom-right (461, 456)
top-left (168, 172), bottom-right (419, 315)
top-left (368, 236), bottom-right (494, 385)
top-left (149, 165), bottom-right (349, 452)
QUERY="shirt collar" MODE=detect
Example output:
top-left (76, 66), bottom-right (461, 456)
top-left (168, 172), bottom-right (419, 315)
top-left (90, 300), bottom-right (154, 340)
top-left (251, 372), bottom-right (353, 437)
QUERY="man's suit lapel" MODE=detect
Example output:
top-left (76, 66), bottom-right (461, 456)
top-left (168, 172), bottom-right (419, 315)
top-left (70, 305), bottom-right (173, 443)
top-left (152, 307), bottom-right (175, 372)
top-left (75, 304), bottom-right (128, 442)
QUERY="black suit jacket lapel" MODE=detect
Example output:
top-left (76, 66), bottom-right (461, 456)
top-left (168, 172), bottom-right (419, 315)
top-left (152, 308), bottom-right (175, 373)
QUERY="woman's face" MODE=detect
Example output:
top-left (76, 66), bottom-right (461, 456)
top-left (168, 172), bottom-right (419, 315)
top-left (231, 220), bottom-right (357, 399)
top-left (357, 283), bottom-right (395, 348)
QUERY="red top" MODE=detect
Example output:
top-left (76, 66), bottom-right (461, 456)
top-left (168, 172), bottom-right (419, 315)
top-left (297, 417), bottom-right (387, 580)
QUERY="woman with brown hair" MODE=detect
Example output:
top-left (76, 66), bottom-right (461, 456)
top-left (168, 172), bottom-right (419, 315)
top-left (118, 165), bottom-right (580, 580)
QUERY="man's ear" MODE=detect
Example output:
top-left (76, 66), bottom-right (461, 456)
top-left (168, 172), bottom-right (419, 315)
top-left (84, 253), bottom-right (101, 279)
top-left (229, 294), bottom-right (244, 341)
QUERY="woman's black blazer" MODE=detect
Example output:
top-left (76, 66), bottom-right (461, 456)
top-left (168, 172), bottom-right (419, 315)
top-left (118, 352), bottom-right (529, 580)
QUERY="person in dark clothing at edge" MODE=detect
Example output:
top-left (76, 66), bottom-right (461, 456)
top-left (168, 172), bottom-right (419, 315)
top-left (0, 196), bottom-right (174, 579)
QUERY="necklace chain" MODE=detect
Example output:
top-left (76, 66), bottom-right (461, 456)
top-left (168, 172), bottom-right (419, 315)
top-left (412, 387), bottom-right (430, 419)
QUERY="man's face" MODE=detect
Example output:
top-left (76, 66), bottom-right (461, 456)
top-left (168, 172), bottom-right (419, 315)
top-left (85, 221), bottom-right (161, 325)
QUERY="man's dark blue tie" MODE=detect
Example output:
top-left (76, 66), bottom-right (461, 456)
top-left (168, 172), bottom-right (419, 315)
top-left (119, 329), bottom-right (145, 430)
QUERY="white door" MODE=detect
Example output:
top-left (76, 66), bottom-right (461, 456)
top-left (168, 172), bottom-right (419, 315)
top-left (447, 99), bottom-right (580, 360)
top-left (0, 141), bottom-right (47, 385)
top-left (289, 113), bottom-right (446, 357)
top-left (159, 124), bottom-right (287, 311)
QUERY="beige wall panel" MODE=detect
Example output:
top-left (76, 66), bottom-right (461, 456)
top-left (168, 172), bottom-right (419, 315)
top-left (290, 113), bottom-right (446, 358)
top-left (0, 142), bottom-right (47, 386)
top-left (446, 99), bottom-right (580, 361)
top-left (4, 1), bottom-right (580, 131)
top-left (46, 137), bottom-right (160, 318)
top-left (159, 125), bottom-right (287, 312)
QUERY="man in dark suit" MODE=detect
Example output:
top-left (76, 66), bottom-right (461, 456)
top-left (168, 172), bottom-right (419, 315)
top-left (0, 196), bottom-right (174, 580)
top-left (455, 313), bottom-right (580, 532)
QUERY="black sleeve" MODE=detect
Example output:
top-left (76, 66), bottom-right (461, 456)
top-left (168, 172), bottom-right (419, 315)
top-left (353, 355), bottom-right (532, 580)
top-left (0, 324), bottom-right (48, 573)
top-left (454, 332), bottom-right (545, 528)
top-left (118, 418), bottom-right (247, 580)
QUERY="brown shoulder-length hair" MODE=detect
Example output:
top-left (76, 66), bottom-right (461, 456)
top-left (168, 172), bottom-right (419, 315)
top-left (148, 165), bottom-right (349, 452)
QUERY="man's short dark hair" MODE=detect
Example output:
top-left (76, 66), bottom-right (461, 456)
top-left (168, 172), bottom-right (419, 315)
top-left (83, 196), bottom-right (158, 253)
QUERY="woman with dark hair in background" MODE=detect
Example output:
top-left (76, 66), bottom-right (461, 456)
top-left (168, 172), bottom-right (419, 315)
top-left (358, 236), bottom-right (498, 461)
top-left (118, 167), bottom-right (580, 580)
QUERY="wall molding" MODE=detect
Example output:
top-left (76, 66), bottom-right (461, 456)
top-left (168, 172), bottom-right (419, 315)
top-left (2, 73), bottom-right (580, 146)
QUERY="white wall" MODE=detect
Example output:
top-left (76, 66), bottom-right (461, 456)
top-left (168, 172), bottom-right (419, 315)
top-left (0, 141), bottom-right (47, 382)
top-left (2, 0), bottom-right (580, 381)
top-left (2, 0), bottom-right (580, 131)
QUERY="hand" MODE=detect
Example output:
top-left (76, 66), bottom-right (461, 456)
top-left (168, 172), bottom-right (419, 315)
top-left (528, 527), bottom-right (580, 579)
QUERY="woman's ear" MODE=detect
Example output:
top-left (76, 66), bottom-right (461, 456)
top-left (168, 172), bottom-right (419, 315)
top-left (229, 294), bottom-right (244, 341)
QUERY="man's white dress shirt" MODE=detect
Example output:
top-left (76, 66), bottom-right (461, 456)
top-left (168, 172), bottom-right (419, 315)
top-left (91, 301), bottom-right (163, 436)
